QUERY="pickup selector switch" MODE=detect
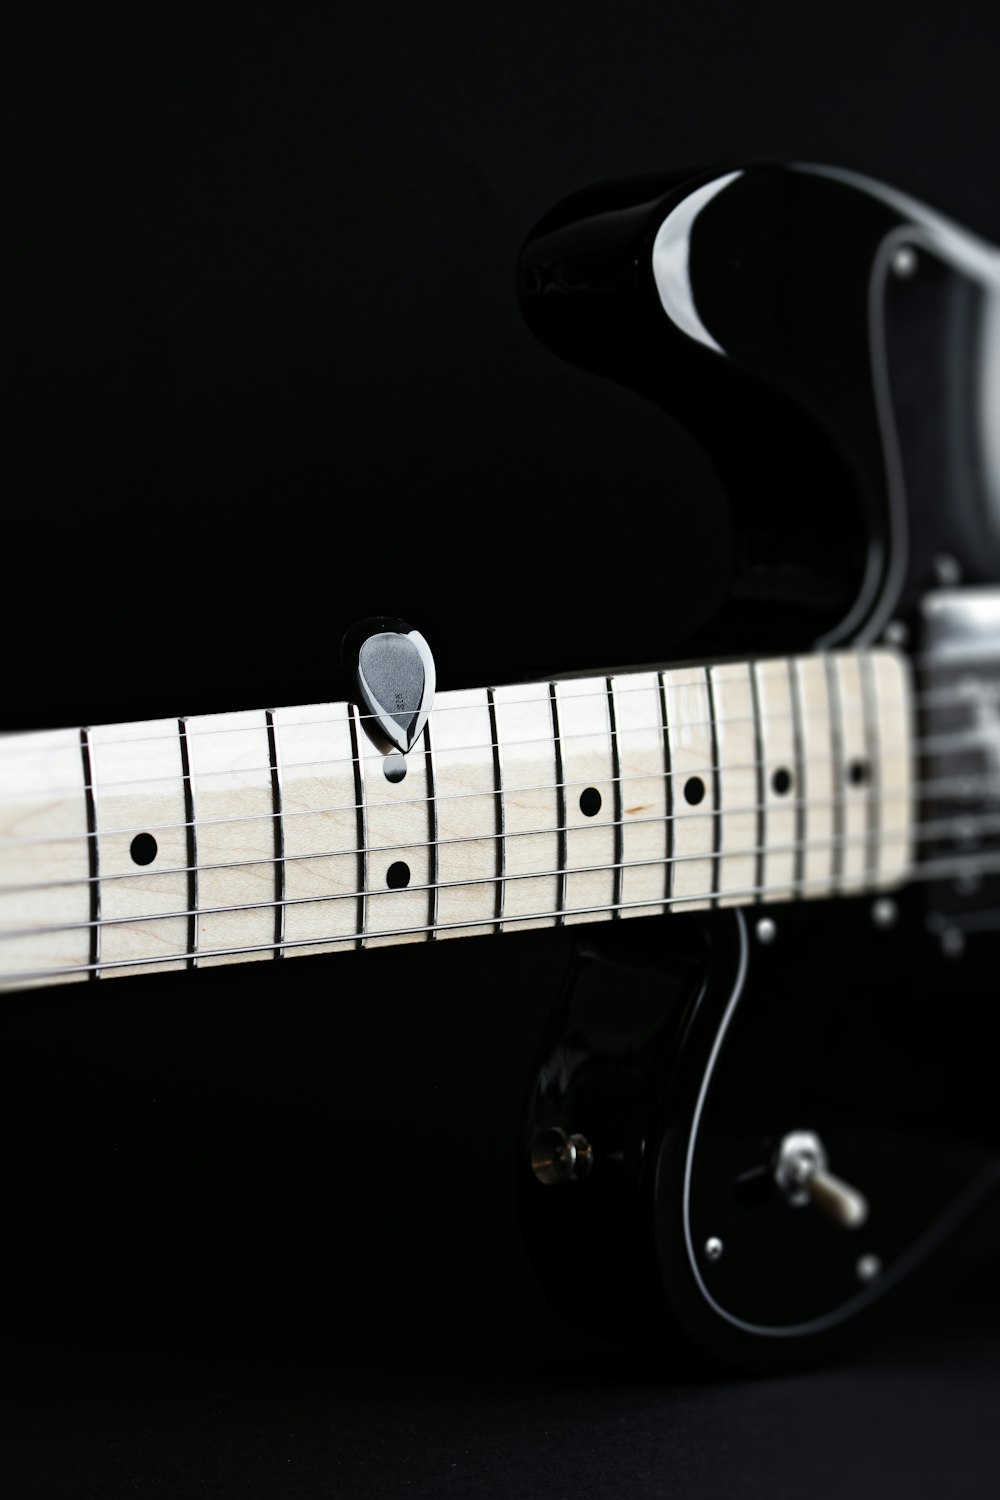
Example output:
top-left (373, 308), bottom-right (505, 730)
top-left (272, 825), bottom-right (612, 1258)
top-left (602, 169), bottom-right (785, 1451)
top-left (774, 1130), bottom-right (869, 1229)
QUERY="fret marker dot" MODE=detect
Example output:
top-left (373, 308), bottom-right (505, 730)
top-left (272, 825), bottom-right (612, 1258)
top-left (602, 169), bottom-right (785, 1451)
top-left (772, 767), bottom-right (793, 796)
top-left (130, 833), bottom-right (158, 866)
top-left (383, 753), bottom-right (407, 784)
top-left (386, 861), bottom-right (410, 890)
top-left (684, 776), bottom-right (706, 806)
top-left (848, 759), bottom-right (870, 787)
top-left (579, 787), bottom-right (602, 817)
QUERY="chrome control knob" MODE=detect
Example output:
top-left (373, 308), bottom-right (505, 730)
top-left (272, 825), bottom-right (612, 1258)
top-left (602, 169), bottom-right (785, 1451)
top-left (530, 1126), bottom-right (594, 1186)
top-left (774, 1130), bottom-right (869, 1229)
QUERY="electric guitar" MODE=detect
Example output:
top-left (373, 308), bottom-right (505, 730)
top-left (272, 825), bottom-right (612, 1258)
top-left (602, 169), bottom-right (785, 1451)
top-left (3, 164), bottom-right (998, 1369)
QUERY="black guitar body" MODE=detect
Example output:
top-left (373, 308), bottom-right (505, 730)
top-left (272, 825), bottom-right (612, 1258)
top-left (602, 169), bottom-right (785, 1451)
top-left (522, 893), bottom-right (1000, 1370)
top-left (3, 159), bottom-right (998, 1383)
top-left (517, 164), bottom-right (1000, 1369)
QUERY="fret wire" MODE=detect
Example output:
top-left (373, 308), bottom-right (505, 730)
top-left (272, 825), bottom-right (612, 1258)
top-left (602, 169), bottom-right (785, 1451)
top-left (4, 784), bottom-right (999, 900)
top-left (658, 671), bottom-right (674, 903)
top-left (2, 681), bottom-right (743, 756)
top-left (7, 654), bottom-right (997, 980)
top-left (0, 749), bottom-right (927, 849)
top-left (6, 807), bottom-right (995, 942)
top-left (487, 687), bottom-right (505, 934)
top-left (3, 706), bottom-right (994, 813)
top-left (178, 717), bottom-right (198, 970)
top-left (607, 677), bottom-right (623, 920)
top-left (0, 722), bottom-right (861, 804)
top-left (79, 727), bottom-right (101, 979)
top-left (788, 658), bottom-right (807, 898)
top-left (860, 654), bottom-right (881, 886)
top-left (705, 669), bottom-right (723, 905)
top-left (6, 846), bottom-right (1000, 986)
top-left (424, 719), bottom-right (438, 941)
top-left (348, 704), bottom-right (367, 951)
top-left (748, 664), bottom-right (766, 903)
top-left (0, 665), bottom-right (992, 764)
top-left (824, 657), bottom-right (846, 895)
top-left (550, 684), bottom-right (567, 926)
top-left (0, 684), bottom-right (758, 762)
top-left (265, 710), bottom-right (285, 960)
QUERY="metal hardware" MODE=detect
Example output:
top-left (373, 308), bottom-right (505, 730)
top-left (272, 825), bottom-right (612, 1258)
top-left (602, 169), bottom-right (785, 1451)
top-left (919, 587), bottom-right (1000, 934)
top-left (872, 897), bottom-right (898, 929)
top-left (530, 1126), bottom-right (594, 1186)
top-left (856, 1253), bottom-right (882, 1283)
top-left (342, 616), bottom-right (436, 756)
top-left (891, 245), bottom-right (918, 278)
top-left (774, 1130), bottom-right (869, 1229)
top-left (704, 1236), bottom-right (724, 1263)
top-left (921, 586), bottom-right (1000, 658)
top-left (755, 917), bottom-right (777, 945)
top-left (933, 554), bottom-right (963, 588)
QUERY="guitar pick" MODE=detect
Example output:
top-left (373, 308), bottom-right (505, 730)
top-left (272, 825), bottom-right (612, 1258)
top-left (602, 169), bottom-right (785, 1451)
top-left (342, 617), bottom-right (436, 755)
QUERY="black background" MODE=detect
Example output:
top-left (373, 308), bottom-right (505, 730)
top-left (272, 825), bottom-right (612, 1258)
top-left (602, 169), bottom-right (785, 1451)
top-left (5, 5), bottom-right (1000, 1496)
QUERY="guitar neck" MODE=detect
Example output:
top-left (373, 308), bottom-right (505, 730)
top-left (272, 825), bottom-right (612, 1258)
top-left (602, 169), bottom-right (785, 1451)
top-left (0, 651), bottom-right (914, 990)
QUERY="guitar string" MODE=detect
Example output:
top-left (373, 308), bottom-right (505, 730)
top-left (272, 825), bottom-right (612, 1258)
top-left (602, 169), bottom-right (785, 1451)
top-left (0, 818), bottom-right (994, 940)
top-left (0, 646), bottom-right (988, 800)
top-left (0, 756), bottom-right (992, 864)
top-left (0, 762), bottom-right (995, 876)
top-left (0, 785), bottom-right (991, 901)
top-left (0, 673), bottom-right (918, 753)
top-left (0, 681), bottom-right (782, 756)
top-left (3, 847), bottom-right (1000, 985)
top-left (0, 672), bottom-right (989, 786)
top-left (1, 807), bottom-right (997, 938)
top-left (0, 696), bottom-right (983, 828)
top-left (0, 626), bottom-right (987, 797)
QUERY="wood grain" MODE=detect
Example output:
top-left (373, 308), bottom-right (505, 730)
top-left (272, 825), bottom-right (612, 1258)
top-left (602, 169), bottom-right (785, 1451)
top-left (0, 650), bottom-right (916, 990)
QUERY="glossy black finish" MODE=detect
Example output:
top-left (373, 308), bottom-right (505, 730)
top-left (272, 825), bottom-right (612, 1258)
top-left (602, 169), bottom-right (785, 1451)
top-left (522, 899), bottom-right (1000, 1369)
top-left (656, 898), bottom-right (1000, 1369)
top-left (519, 917), bottom-right (711, 1344)
top-left (518, 165), bottom-right (1000, 1368)
top-left (518, 164), bottom-right (1000, 652)
top-left (6, 18), bottom-right (1000, 1489)
top-left (883, 247), bottom-right (1000, 601)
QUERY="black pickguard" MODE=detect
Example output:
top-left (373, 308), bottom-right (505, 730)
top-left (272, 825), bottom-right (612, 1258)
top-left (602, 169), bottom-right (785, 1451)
top-left (520, 895), bottom-right (999, 1367)
top-left (517, 164), bottom-right (1000, 1367)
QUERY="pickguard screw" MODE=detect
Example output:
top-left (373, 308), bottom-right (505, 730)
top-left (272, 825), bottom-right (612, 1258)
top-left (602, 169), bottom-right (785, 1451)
top-left (856, 1253), bottom-right (882, 1283)
top-left (933, 554), bottom-right (962, 587)
top-left (704, 1237), bottom-right (724, 1263)
top-left (755, 917), bottom-right (777, 945)
top-left (891, 246), bottom-right (918, 278)
top-left (883, 620), bottom-right (909, 647)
